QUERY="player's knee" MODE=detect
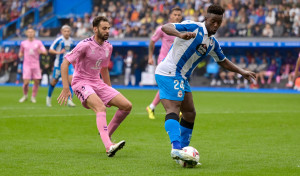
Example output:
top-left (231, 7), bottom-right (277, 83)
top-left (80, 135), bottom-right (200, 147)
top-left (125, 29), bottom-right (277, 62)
top-left (123, 101), bottom-right (132, 112)
top-left (94, 104), bottom-right (106, 113)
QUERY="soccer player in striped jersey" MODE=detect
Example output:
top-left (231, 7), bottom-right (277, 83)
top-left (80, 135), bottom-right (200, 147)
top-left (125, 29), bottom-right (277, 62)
top-left (18, 28), bottom-right (47, 103)
top-left (146, 7), bottom-right (182, 119)
top-left (46, 25), bottom-right (76, 107)
top-left (155, 4), bottom-right (256, 164)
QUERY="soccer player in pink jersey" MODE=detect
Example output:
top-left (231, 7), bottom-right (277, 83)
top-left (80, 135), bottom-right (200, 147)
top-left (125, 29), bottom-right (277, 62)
top-left (19, 28), bottom-right (47, 103)
top-left (146, 7), bottom-right (183, 119)
top-left (57, 16), bottom-right (132, 157)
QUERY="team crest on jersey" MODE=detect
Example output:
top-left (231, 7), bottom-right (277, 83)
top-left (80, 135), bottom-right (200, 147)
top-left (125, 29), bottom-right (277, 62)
top-left (178, 90), bottom-right (183, 98)
top-left (105, 49), bottom-right (109, 57)
top-left (210, 39), bottom-right (214, 46)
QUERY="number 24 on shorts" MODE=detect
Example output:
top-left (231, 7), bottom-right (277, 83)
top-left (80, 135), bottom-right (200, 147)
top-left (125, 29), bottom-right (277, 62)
top-left (174, 80), bottom-right (184, 90)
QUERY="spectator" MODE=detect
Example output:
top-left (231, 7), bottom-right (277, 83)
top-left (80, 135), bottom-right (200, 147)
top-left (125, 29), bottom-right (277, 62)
top-left (124, 50), bottom-right (136, 86)
top-left (265, 11), bottom-right (276, 25)
top-left (76, 25), bottom-right (88, 38)
top-left (39, 27), bottom-right (51, 37)
top-left (262, 24), bottom-right (273, 38)
top-left (237, 17), bottom-right (247, 37)
top-left (252, 25), bottom-right (262, 37)
top-left (258, 59), bottom-right (278, 85)
top-left (227, 16), bottom-right (237, 36)
top-left (273, 21), bottom-right (284, 37)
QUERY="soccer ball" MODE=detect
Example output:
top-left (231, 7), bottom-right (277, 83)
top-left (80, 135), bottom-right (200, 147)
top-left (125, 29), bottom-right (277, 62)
top-left (177, 146), bottom-right (200, 168)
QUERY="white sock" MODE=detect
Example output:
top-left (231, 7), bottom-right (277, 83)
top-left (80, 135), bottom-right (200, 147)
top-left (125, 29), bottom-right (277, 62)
top-left (149, 104), bottom-right (155, 110)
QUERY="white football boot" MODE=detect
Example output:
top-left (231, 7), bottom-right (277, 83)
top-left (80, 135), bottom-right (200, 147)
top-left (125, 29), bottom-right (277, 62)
top-left (171, 149), bottom-right (197, 165)
top-left (19, 95), bottom-right (28, 103)
top-left (46, 96), bottom-right (52, 107)
top-left (106, 140), bottom-right (126, 157)
top-left (67, 99), bottom-right (76, 107)
top-left (31, 96), bottom-right (37, 103)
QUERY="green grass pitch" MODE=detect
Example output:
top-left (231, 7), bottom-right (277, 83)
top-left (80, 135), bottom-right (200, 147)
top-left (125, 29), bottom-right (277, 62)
top-left (1, 86), bottom-right (300, 176)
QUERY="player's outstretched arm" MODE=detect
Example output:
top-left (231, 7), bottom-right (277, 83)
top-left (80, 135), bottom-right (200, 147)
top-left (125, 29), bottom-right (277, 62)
top-left (161, 24), bottom-right (196, 40)
top-left (57, 59), bottom-right (72, 105)
top-left (49, 48), bottom-right (65, 55)
top-left (218, 58), bottom-right (256, 83)
top-left (148, 40), bottom-right (155, 65)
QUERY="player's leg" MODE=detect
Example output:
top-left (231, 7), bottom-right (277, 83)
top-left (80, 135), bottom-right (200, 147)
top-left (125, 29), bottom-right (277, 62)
top-left (107, 93), bottom-right (132, 137)
top-left (19, 79), bottom-right (30, 102)
top-left (47, 67), bottom-right (60, 107)
top-left (259, 71), bottom-right (265, 84)
top-left (146, 91), bottom-right (160, 119)
top-left (86, 94), bottom-right (116, 152)
top-left (161, 98), bottom-right (182, 149)
top-left (31, 79), bottom-right (40, 103)
top-left (19, 66), bottom-right (32, 102)
top-left (179, 92), bottom-right (196, 148)
top-left (46, 78), bottom-right (58, 107)
top-left (67, 64), bottom-right (75, 107)
top-left (29, 67), bottom-right (42, 103)
top-left (267, 71), bottom-right (274, 84)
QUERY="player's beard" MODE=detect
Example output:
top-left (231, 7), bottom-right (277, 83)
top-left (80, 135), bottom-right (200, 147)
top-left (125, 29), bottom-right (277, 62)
top-left (97, 30), bottom-right (109, 41)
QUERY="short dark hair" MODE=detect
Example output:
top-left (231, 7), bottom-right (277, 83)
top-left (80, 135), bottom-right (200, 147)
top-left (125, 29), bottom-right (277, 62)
top-left (171, 7), bottom-right (182, 13)
top-left (207, 4), bottom-right (225, 15)
top-left (92, 16), bottom-right (109, 27)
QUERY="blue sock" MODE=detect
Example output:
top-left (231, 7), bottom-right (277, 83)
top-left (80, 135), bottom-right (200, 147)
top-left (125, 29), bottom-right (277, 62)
top-left (69, 85), bottom-right (73, 98)
top-left (16, 73), bottom-right (21, 81)
top-left (180, 118), bottom-right (194, 148)
top-left (48, 84), bottom-right (55, 97)
top-left (172, 141), bottom-right (181, 150)
top-left (165, 113), bottom-right (181, 149)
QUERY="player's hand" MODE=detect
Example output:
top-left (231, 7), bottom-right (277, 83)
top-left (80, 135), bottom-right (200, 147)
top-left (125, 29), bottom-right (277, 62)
top-left (57, 87), bottom-right (72, 106)
top-left (241, 70), bottom-right (256, 83)
top-left (179, 32), bottom-right (196, 40)
top-left (60, 49), bottom-right (66, 54)
top-left (148, 56), bottom-right (154, 65)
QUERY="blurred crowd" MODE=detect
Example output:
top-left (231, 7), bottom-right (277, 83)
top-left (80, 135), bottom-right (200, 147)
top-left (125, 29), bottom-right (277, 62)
top-left (206, 50), bottom-right (299, 89)
top-left (0, 0), bottom-right (47, 28)
top-left (1, 45), bottom-right (299, 89)
top-left (4, 0), bottom-right (300, 38)
top-left (64, 0), bottom-right (300, 38)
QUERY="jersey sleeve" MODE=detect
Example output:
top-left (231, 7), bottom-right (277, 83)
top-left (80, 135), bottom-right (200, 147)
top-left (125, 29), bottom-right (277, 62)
top-left (64, 41), bottom-right (86, 64)
top-left (209, 38), bottom-right (226, 62)
top-left (39, 40), bottom-right (47, 53)
top-left (172, 21), bottom-right (199, 32)
top-left (101, 44), bottom-right (113, 67)
top-left (151, 26), bottom-right (163, 42)
top-left (50, 38), bottom-right (61, 50)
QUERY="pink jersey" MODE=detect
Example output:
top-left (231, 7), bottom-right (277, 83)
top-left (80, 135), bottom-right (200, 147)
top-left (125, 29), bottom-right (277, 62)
top-left (151, 25), bottom-right (176, 63)
top-left (20, 39), bottom-right (46, 68)
top-left (65, 36), bottom-right (113, 85)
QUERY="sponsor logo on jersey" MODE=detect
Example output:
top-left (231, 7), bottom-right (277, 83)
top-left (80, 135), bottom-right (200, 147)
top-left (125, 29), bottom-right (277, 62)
top-left (91, 59), bottom-right (102, 70)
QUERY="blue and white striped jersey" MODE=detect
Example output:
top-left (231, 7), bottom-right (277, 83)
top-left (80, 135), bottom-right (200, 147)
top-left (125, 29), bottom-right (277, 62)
top-left (50, 36), bottom-right (75, 68)
top-left (155, 21), bottom-right (226, 79)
